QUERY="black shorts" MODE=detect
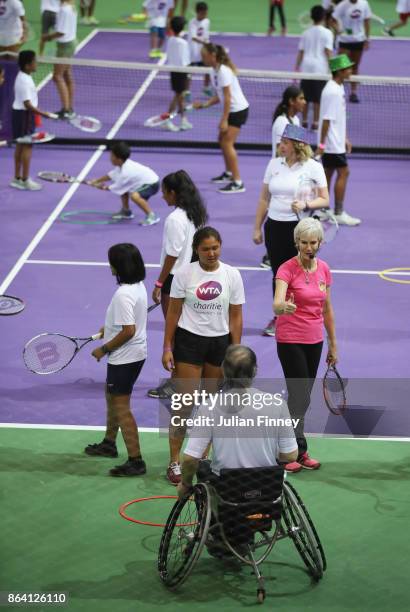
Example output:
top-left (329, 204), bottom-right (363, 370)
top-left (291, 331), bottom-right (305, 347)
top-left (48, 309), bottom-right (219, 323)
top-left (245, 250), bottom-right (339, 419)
top-left (321, 153), bottom-right (348, 168)
top-left (136, 181), bottom-right (160, 200)
top-left (173, 327), bottom-right (230, 367)
top-left (228, 107), bottom-right (249, 128)
top-left (106, 359), bottom-right (145, 396)
top-left (339, 41), bottom-right (365, 52)
top-left (170, 72), bottom-right (188, 94)
top-left (12, 109), bottom-right (35, 140)
top-left (300, 79), bottom-right (326, 104)
top-left (41, 10), bottom-right (57, 34)
top-left (161, 273), bottom-right (174, 296)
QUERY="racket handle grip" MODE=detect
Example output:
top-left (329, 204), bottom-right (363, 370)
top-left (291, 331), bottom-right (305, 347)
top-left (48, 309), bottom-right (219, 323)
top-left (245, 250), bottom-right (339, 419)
top-left (92, 332), bottom-right (103, 340)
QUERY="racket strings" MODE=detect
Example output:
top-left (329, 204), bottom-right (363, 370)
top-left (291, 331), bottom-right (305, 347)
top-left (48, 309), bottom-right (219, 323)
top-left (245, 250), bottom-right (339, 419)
top-left (324, 370), bottom-right (345, 412)
top-left (24, 335), bottom-right (77, 374)
top-left (0, 296), bottom-right (25, 315)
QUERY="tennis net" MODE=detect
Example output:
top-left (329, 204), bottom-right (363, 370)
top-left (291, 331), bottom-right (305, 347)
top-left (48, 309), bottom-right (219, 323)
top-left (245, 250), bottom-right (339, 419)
top-left (2, 55), bottom-right (410, 155)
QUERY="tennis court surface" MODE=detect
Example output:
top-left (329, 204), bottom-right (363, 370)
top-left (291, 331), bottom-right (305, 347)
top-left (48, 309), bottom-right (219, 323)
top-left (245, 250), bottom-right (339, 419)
top-left (1, 21), bottom-right (410, 612)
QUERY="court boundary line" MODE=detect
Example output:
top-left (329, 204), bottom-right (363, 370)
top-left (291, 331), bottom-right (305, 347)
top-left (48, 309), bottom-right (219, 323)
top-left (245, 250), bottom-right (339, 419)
top-left (0, 57), bottom-right (166, 295)
top-left (0, 422), bottom-right (409, 441)
top-left (24, 260), bottom-right (410, 276)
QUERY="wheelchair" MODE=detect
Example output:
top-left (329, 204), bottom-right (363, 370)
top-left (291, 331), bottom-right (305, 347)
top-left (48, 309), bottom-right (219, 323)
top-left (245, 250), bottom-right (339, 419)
top-left (158, 465), bottom-right (326, 604)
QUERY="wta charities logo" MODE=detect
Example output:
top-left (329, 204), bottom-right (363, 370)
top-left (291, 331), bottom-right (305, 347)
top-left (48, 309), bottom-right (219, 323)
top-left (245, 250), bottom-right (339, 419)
top-left (196, 281), bottom-right (222, 301)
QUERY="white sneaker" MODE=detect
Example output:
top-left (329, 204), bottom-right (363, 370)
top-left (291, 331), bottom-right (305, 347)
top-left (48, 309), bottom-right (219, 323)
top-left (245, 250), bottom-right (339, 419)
top-left (10, 178), bottom-right (25, 190)
top-left (139, 212), bottom-right (160, 226)
top-left (334, 211), bottom-right (361, 226)
top-left (88, 16), bottom-right (99, 25)
top-left (163, 120), bottom-right (179, 132)
top-left (22, 178), bottom-right (42, 191)
top-left (180, 117), bottom-right (193, 131)
top-left (79, 17), bottom-right (90, 25)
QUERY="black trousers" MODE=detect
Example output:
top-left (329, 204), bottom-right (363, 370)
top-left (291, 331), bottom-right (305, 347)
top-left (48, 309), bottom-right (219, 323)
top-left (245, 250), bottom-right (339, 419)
top-left (264, 217), bottom-right (298, 297)
top-left (269, 3), bottom-right (286, 28)
top-left (277, 342), bottom-right (323, 455)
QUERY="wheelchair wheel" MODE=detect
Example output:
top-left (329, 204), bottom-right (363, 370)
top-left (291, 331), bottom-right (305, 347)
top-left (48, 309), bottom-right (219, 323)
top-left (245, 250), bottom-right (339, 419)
top-left (158, 482), bottom-right (211, 588)
top-left (282, 482), bottom-right (327, 580)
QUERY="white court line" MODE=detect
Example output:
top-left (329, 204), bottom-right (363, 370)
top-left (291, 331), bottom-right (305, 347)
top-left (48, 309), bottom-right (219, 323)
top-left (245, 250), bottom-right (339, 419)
top-left (24, 260), bottom-right (410, 276)
top-left (1, 422), bottom-right (409, 441)
top-left (0, 57), bottom-right (166, 296)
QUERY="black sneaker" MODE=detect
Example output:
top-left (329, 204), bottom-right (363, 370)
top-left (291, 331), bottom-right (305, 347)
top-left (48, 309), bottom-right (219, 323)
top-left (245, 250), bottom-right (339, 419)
top-left (147, 380), bottom-right (175, 399)
top-left (260, 254), bottom-right (271, 269)
top-left (218, 181), bottom-right (246, 194)
top-left (56, 109), bottom-right (70, 120)
top-left (84, 440), bottom-right (118, 457)
top-left (211, 171), bottom-right (233, 183)
top-left (109, 459), bottom-right (147, 477)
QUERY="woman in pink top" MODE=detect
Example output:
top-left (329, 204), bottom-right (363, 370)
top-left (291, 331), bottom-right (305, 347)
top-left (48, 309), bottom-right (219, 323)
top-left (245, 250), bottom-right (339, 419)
top-left (273, 217), bottom-right (337, 472)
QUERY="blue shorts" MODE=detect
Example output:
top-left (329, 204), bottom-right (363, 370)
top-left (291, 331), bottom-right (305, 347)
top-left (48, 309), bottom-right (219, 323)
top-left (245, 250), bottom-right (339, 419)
top-left (134, 181), bottom-right (160, 200)
top-left (150, 26), bottom-right (166, 40)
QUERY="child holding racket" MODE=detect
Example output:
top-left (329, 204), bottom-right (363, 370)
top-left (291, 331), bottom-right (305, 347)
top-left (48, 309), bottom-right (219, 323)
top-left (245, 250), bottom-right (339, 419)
top-left (87, 243), bottom-right (148, 477)
top-left (90, 141), bottom-right (160, 224)
top-left (10, 50), bottom-right (56, 191)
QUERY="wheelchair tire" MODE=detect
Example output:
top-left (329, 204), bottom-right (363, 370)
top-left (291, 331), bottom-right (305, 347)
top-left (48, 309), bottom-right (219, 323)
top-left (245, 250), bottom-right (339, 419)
top-left (158, 482), bottom-right (211, 589)
top-left (282, 482), bottom-right (327, 580)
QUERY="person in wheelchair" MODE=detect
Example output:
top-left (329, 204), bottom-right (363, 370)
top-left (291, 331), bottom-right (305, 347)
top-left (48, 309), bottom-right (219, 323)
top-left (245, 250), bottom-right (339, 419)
top-left (177, 344), bottom-right (298, 556)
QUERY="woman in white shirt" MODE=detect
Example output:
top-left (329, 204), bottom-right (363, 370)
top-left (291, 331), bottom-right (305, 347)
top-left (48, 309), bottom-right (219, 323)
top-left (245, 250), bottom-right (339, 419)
top-left (332, 0), bottom-right (371, 102)
top-left (162, 226), bottom-right (245, 484)
top-left (41, 0), bottom-right (77, 118)
top-left (253, 123), bottom-right (329, 338)
top-left (193, 43), bottom-right (249, 194)
top-left (88, 243), bottom-right (148, 477)
top-left (272, 85), bottom-right (305, 156)
top-left (0, 0), bottom-right (26, 53)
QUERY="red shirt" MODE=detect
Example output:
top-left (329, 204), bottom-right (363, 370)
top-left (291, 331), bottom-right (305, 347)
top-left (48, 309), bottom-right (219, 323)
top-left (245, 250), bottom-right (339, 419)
top-left (275, 257), bottom-right (332, 344)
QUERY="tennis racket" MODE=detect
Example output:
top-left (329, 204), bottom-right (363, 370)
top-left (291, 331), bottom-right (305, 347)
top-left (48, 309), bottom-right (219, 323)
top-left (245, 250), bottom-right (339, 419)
top-left (118, 12), bottom-right (146, 24)
top-left (23, 332), bottom-right (103, 375)
top-left (294, 178), bottom-right (339, 244)
top-left (38, 171), bottom-right (94, 186)
top-left (144, 104), bottom-right (193, 128)
top-left (323, 364), bottom-right (347, 415)
top-left (148, 303), bottom-right (160, 313)
top-left (15, 132), bottom-right (55, 145)
top-left (69, 115), bottom-right (102, 133)
top-left (0, 295), bottom-right (25, 316)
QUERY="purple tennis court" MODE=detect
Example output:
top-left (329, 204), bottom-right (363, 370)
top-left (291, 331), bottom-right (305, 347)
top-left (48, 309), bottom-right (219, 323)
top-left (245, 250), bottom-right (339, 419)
top-left (1, 31), bottom-right (409, 438)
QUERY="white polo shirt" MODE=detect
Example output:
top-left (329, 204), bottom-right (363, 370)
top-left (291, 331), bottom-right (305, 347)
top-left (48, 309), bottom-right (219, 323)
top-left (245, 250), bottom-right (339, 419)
top-left (41, 0), bottom-right (60, 12)
top-left (184, 388), bottom-right (298, 475)
top-left (56, 3), bottom-right (77, 44)
top-left (298, 25), bottom-right (333, 74)
top-left (333, 0), bottom-right (371, 43)
top-left (108, 159), bottom-right (159, 196)
top-left (210, 64), bottom-right (249, 113)
top-left (397, 0), bottom-right (410, 12)
top-left (188, 17), bottom-right (210, 63)
top-left (318, 79), bottom-right (347, 153)
top-left (263, 157), bottom-right (327, 222)
top-left (160, 207), bottom-right (196, 275)
top-left (166, 35), bottom-right (190, 67)
top-left (171, 261), bottom-right (245, 337)
top-left (13, 71), bottom-right (38, 110)
top-left (0, 0), bottom-right (24, 47)
top-left (104, 283), bottom-right (148, 365)
top-left (272, 114), bottom-right (300, 157)
top-left (143, 0), bottom-right (174, 28)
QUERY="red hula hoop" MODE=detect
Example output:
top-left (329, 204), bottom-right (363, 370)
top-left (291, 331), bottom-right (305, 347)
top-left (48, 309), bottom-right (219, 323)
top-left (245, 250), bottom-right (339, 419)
top-left (119, 495), bottom-right (198, 528)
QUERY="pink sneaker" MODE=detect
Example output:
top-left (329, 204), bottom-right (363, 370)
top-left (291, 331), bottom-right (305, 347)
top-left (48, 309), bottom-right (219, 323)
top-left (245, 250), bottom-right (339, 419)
top-left (167, 462), bottom-right (181, 485)
top-left (284, 460), bottom-right (302, 473)
top-left (299, 452), bottom-right (321, 470)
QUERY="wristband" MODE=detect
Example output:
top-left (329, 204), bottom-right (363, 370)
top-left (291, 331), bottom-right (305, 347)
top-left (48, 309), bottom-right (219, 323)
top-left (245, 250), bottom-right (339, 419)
top-left (163, 346), bottom-right (172, 352)
top-left (101, 344), bottom-right (110, 355)
top-left (155, 280), bottom-right (163, 288)
top-left (318, 143), bottom-right (326, 150)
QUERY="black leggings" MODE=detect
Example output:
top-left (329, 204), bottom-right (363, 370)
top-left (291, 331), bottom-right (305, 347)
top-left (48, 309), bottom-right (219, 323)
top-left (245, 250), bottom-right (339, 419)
top-left (277, 342), bottom-right (323, 456)
top-left (269, 3), bottom-right (286, 29)
top-left (264, 218), bottom-right (298, 297)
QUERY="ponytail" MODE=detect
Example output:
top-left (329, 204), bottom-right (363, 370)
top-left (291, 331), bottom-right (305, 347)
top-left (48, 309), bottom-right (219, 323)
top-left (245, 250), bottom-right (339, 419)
top-left (203, 43), bottom-right (237, 73)
top-left (272, 85), bottom-right (303, 124)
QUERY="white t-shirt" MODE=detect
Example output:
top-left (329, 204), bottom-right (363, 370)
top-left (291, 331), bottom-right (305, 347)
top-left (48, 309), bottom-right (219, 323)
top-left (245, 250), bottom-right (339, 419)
top-left (143, 0), bottom-right (174, 28)
top-left (333, 0), bottom-right (371, 43)
top-left (299, 25), bottom-right (333, 74)
top-left (12, 71), bottom-right (38, 110)
top-left (210, 64), bottom-right (249, 113)
top-left (41, 0), bottom-right (60, 12)
top-left (188, 17), bottom-right (210, 63)
top-left (160, 207), bottom-right (196, 275)
top-left (108, 159), bottom-right (159, 196)
top-left (0, 0), bottom-right (24, 46)
top-left (104, 283), bottom-right (148, 365)
top-left (397, 0), bottom-right (410, 12)
top-left (319, 79), bottom-right (346, 153)
top-left (184, 388), bottom-right (298, 475)
top-left (322, 0), bottom-right (333, 9)
top-left (272, 114), bottom-right (300, 157)
top-left (166, 35), bottom-right (190, 67)
top-left (171, 261), bottom-right (245, 337)
top-left (263, 157), bottom-right (327, 222)
top-left (56, 3), bottom-right (77, 44)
